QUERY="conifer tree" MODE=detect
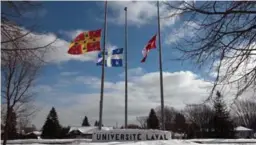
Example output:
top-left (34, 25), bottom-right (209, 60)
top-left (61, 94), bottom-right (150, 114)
top-left (94, 121), bottom-right (99, 126)
top-left (82, 116), bottom-right (90, 126)
top-left (147, 109), bottom-right (159, 129)
top-left (212, 91), bottom-right (234, 138)
top-left (41, 107), bottom-right (61, 139)
top-left (174, 113), bottom-right (186, 133)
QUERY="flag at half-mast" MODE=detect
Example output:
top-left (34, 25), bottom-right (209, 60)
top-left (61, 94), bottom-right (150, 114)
top-left (141, 34), bottom-right (157, 63)
top-left (68, 29), bottom-right (102, 55)
top-left (97, 48), bottom-right (124, 67)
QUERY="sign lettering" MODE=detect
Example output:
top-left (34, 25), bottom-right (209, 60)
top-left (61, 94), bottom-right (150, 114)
top-left (92, 130), bottom-right (171, 142)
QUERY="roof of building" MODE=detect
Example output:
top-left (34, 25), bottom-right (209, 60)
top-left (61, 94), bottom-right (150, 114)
top-left (26, 131), bottom-right (42, 136)
top-left (69, 126), bottom-right (113, 134)
top-left (235, 126), bottom-right (253, 131)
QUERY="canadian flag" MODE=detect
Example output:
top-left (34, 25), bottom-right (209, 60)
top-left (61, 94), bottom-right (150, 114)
top-left (141, 34), bottom-right (157, 63)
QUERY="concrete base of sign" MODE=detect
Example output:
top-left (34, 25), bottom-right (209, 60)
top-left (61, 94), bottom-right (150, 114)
top-left (92, 129), bottom-right (172, 142)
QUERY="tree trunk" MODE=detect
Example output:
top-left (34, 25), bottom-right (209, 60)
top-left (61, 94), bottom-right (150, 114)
top-left (3, 107), bottom-right (11, 145)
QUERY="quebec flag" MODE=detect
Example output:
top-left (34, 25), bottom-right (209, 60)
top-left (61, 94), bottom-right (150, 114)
top-left (96, 48), bottom-right (123, 67)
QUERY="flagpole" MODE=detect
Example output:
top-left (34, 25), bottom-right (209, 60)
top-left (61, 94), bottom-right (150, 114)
top-left (124, 7), bottom-right (128, 129)
top-left (157, 0), bottom-right (165, 130)
top-left (99, 0), bottom-right (107, 130)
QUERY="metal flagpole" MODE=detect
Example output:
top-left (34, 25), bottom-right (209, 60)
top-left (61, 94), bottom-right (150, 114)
top-left (124, 7), bottom-right (128, 129)
top-left (99, 0), bottom-right (108, 130)
top-left (157, 0), bottom-right (165, 130)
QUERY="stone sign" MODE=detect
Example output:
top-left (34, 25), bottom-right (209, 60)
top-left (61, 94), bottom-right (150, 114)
top-left (92, 129), bottom-right (172, 142)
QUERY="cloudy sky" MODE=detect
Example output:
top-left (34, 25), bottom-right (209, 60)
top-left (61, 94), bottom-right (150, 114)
top-left (10, 1), bottom-right (253, 129)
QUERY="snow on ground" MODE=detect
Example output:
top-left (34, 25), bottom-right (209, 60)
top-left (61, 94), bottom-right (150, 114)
top-left (3, 139), bottom-right (256, 145)
top-left (79, 140), bottom-right (200, 145)
top-left (69, 126), bottom-right (113, 134)
top-left (235, 126), bottom-right (253, 131)
top-left (2, 139), bottom-right (90, 144)
top-left (3, 140), bottom-right (197, 145)
top-left (188, 138), bottom-right (256, 143)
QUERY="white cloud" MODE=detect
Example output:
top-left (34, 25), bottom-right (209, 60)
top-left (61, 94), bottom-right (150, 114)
top-left (32, 70), bottom-right (217, 128)
top-left (60, 71), bottom-right (79, 76)
top-left (119, 67), bottom-right (145, 78)
top-left (59, 29), bottom-right (86, 40)
top-left (32, 69), bottom-right (255, 129)
top-left (2, 24), bottom-right (118, 64)
top-left (208, 43), bottom-right (256, 98)
top-left (210, 43), bottom-right (256, 80)
top-left (34, 85), bottom-right (53, 93)
top-left (106, 43), bottom-right (118, 50)
top-left (107, 1), bottom-right (179, 28)
top-left (43, 36), bottom-right (99, 63)
top-left (25, 30), bottom-right (117, 63)
top-left (1, 26), bottom-right (100, 63)
top-left (108, 1), bottom-right (155, 26)
top-left (164, 21), bottom-right (200, 45)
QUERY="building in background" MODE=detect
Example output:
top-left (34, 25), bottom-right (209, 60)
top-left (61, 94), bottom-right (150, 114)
top-left (235, 126), bottom-right (254, 138)
top-left (68, 126), bottom-right (113, 139)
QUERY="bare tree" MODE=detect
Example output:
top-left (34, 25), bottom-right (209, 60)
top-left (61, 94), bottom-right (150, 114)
top-left (173, 113), bottom-right (186, 133)
top-left (231, 99), bottom-right (256, 129)
top-left (136, 106), bottom-right (178, 130)
top-left (155, 106), bottom-right (178, 131)
top-left (1, 103), bottom-right (37, 135)
top-left (1, 48), bottom-right (44, 144)
top-left (136, 116), bottom-right (147, 129)
top-left (1, 2), bottom-right (55, 145)
top-left (164, 1), bottom-right (256, 99)
top-left (184, 104), bottom-right (214, 132)
top-left (16, 104), bottom-right (39, 134)
top-left (1, 1), bottom-right (56, 56)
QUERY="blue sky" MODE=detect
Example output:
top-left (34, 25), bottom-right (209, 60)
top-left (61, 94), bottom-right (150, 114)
top-left (13, 1), bottom-right (223, 129)
top-left (35, 2), bottom-right (202, 81)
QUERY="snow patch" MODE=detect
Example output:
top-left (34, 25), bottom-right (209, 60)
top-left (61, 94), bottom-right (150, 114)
top-left (235, 126), bottom-right (253, 131)
top-left (69, 126), bottom-right (113, 134)
top-left (4, 139), bottom-right (199, 145)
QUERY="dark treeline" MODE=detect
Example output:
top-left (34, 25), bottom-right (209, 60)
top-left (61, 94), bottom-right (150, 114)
top-left (41, 107), bottom-right (97, 139)
top-left (139, 91), bottom-right (256, 139)
top-left (1, 106), bottom-right (97, 139)
top-left (2, 91), bottom-right (255, 140)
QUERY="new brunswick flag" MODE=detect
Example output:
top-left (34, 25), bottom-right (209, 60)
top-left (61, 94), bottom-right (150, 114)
top-left (68, 29), bottom-right (102, 55)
